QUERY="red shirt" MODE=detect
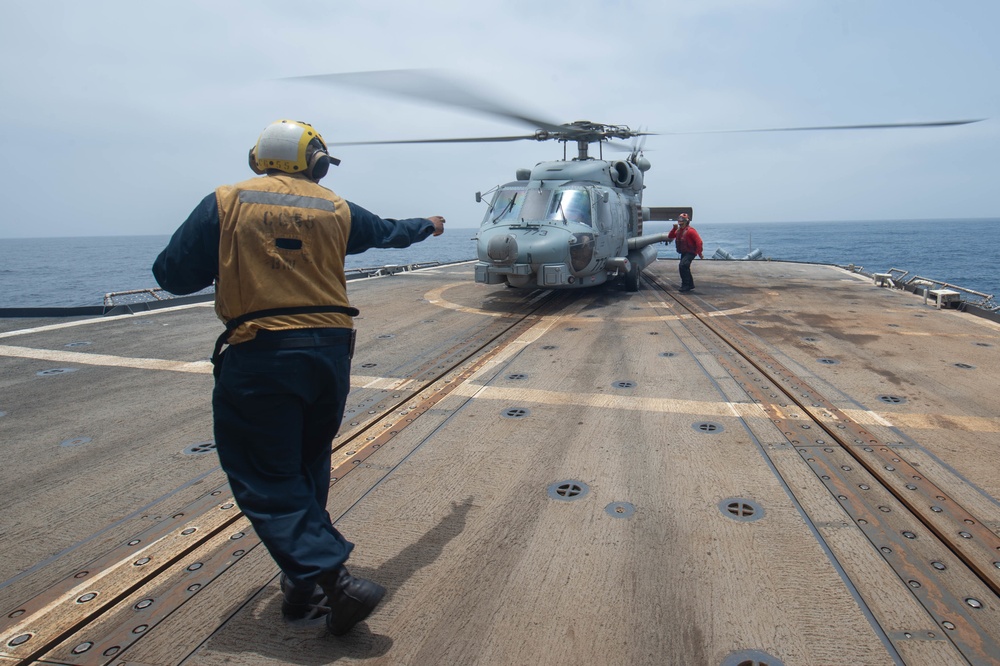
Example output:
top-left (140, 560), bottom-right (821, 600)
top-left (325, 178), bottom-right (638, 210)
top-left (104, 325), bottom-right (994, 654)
top-left (667, 225), bottom-right (703, 255)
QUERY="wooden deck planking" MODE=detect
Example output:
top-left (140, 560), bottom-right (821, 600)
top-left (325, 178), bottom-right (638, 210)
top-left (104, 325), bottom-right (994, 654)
top-left (174, 278), bottom-right (896, 665)
top-left (1, 260), bottom-right (998, 664)
top-left (817, 526), bottom-right (968, 666)
top-left (707, 261), bottom-right (1000, 499)
top-left (0, 350), bottom-right (219, 609)
top-left (102, 286), bottom-right (527, 664)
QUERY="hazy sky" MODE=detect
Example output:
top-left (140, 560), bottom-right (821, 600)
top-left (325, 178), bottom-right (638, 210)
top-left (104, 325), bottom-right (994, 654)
top-left (1, 0), bottom-right (996, 239)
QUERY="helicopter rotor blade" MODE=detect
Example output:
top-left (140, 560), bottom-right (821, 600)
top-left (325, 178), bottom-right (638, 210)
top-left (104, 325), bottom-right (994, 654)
top-left (671, 119), bottom-right (984, 135)
top-left (632, 128), bottom-right (649, 157)
top-left (603, 141), bottom-right (635, 152)
top-left (330, 134), bottom-right (540, 146)
top-left (281, 69), bottom-right (981, 148)
top-left (283, 69), bottom-right (574, 137)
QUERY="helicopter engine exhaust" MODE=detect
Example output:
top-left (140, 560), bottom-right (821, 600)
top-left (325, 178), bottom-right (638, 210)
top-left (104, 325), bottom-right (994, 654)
top-left (610, 161), bottom-right (643, 191)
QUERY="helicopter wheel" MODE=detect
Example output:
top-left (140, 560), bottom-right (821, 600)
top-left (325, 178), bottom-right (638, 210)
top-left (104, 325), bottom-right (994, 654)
top-left (624, 264), bottom-right (641, 292)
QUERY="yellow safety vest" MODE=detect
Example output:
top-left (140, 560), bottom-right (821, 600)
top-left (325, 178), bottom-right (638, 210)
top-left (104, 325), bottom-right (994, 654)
top-left (214, 174), bottom-right (355, 344)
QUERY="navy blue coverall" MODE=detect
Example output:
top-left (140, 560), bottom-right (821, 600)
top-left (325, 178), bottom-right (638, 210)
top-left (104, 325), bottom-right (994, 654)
top-left (153, 192), bottom-right (434, 588)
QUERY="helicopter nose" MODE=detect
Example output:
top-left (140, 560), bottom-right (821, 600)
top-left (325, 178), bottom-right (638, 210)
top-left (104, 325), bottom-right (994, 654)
top-left (487, 234), bottom-right (518, 265)
top-left (511, 230), bottom-right (584, 267)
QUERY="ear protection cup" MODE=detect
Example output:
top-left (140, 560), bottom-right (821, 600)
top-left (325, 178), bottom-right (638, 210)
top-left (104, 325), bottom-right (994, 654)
top-left (308, 150), bottom-right (331, 181)
top-left (248, 147), bottom-right (265, 175)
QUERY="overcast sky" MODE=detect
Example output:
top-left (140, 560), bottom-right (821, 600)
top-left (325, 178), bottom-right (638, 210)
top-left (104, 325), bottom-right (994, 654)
top-left (0, 0), bottom-right (996, 239)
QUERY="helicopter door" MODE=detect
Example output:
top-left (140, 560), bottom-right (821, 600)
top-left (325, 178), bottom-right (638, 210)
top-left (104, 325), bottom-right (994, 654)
top-left (591, 190), bottom-right (615, 258)
top-left (609, 192), bottom-right (630, 255)
top-left (591, 190), bottom-right (610, 233)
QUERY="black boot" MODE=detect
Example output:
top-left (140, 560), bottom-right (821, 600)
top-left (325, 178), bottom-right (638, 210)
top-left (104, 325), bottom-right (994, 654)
top-left (280, 573), bottom-right (329, 621)
top-left (318, 566), bottom-right (386, 636)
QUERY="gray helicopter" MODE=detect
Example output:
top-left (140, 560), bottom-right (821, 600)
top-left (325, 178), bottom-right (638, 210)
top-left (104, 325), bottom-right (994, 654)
top-left (469, 120), bottom-right (682, 292)
top-left (290, 70), bottom-right (980, 292)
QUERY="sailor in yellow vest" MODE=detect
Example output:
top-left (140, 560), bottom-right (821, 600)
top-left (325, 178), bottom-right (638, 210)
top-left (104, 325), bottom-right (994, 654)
top-left (153, 120), bottom-right (445, 636)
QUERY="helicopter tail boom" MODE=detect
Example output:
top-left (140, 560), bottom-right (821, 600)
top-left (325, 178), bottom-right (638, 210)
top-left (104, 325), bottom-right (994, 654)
top-left (643, 206), bottom-right (694, 221)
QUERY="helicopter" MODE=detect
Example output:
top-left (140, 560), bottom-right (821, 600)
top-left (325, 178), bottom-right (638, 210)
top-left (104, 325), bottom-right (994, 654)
top-left (466, 120), bottom-right (682, 292)
top-left (288, 70), bottom-right (982, 292)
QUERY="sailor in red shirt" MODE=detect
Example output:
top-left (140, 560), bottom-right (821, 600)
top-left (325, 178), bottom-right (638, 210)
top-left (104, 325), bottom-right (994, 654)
top-left (665, 213), bottom-right (703, 292)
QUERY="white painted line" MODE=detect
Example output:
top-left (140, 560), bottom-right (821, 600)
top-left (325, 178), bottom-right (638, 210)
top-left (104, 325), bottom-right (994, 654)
top-left (0, 345), bottom-right (213, 374)
top-left (0, 302), bottom-right (214, 339)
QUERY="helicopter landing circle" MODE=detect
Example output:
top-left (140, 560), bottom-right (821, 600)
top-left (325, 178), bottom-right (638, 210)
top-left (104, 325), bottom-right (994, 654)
top-left (422, 283), bottom-right (759, 322)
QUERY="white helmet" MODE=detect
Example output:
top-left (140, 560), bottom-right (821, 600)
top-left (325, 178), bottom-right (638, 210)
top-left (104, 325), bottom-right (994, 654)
top-left (248, 119), bottom-right (339, 180)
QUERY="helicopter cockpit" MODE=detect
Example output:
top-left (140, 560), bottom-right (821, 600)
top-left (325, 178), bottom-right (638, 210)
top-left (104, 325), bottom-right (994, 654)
top-left (484, 185), bottom-right (595, 227)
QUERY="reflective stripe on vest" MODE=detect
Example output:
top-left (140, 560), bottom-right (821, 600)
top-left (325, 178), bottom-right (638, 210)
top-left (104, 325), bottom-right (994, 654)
top-left (238, 189), bottom-right (337, 212)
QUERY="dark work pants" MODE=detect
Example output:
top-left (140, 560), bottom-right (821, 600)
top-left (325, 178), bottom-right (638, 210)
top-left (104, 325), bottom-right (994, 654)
top-left (212, 329), bottom-right (355, 588)
top-left (678, 253), bottom-right (696, 289)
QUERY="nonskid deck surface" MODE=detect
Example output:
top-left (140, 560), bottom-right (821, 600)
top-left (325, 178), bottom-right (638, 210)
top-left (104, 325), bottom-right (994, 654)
top-left (0, 260), bottom-right (998, 666)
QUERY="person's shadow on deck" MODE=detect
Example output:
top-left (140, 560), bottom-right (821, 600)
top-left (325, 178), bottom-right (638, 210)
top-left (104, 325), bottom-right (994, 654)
top-left (215, 497), bottom-right (476, 665)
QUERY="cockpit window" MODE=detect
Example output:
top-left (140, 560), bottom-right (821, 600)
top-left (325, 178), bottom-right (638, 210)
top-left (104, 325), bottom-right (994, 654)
top-left (486, 188), bottom-right (525, 223)
top-left (547, 189), bottom-right (591, 225)
top-left (484, 188), bottom-right (551, 224)
top-left (483, 186), bottom-right (591, 226)
top-left (519, 189), bottom-right (551, 221)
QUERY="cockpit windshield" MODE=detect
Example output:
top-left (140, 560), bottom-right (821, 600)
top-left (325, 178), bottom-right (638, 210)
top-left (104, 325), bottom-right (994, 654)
top-left (483, 186), bottom-right (592, 226)
top-left (486, 188), bottom-right (524, 223)
top-left (547, 189), bottom-right (591, 225)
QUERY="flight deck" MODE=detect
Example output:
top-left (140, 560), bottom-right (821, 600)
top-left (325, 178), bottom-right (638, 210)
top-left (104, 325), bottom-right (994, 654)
top-left (1, 259), bottom-right (998, 666)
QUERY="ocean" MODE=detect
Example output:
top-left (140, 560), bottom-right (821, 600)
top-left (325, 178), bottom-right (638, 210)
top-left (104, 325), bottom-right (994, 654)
top-left (0, 218), bottom-right (997, 308)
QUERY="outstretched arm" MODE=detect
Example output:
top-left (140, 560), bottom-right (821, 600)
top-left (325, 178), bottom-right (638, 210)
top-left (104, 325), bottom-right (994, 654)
top-left (346, 202), bottom-right (445, 254)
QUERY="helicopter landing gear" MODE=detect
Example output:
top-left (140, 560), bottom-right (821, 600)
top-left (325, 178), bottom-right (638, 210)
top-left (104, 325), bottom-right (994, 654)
top-left (624, 263), bottom-right (641, 292)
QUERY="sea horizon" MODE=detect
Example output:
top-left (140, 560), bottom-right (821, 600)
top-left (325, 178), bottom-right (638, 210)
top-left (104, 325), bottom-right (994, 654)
top-left (2, 216), bottom-right (998, 242)
top-left (1, 217), bottom-right (997, 309)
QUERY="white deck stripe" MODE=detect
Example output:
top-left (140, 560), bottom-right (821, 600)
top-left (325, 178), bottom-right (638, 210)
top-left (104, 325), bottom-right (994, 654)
top-left (0, 302), bottom-right (214, 339)
top-left (0, 345), bottom-right (214, 374)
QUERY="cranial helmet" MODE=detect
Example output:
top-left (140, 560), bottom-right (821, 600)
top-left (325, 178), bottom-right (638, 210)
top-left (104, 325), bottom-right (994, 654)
top-left (248, 119), bottom-right (340, 181)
